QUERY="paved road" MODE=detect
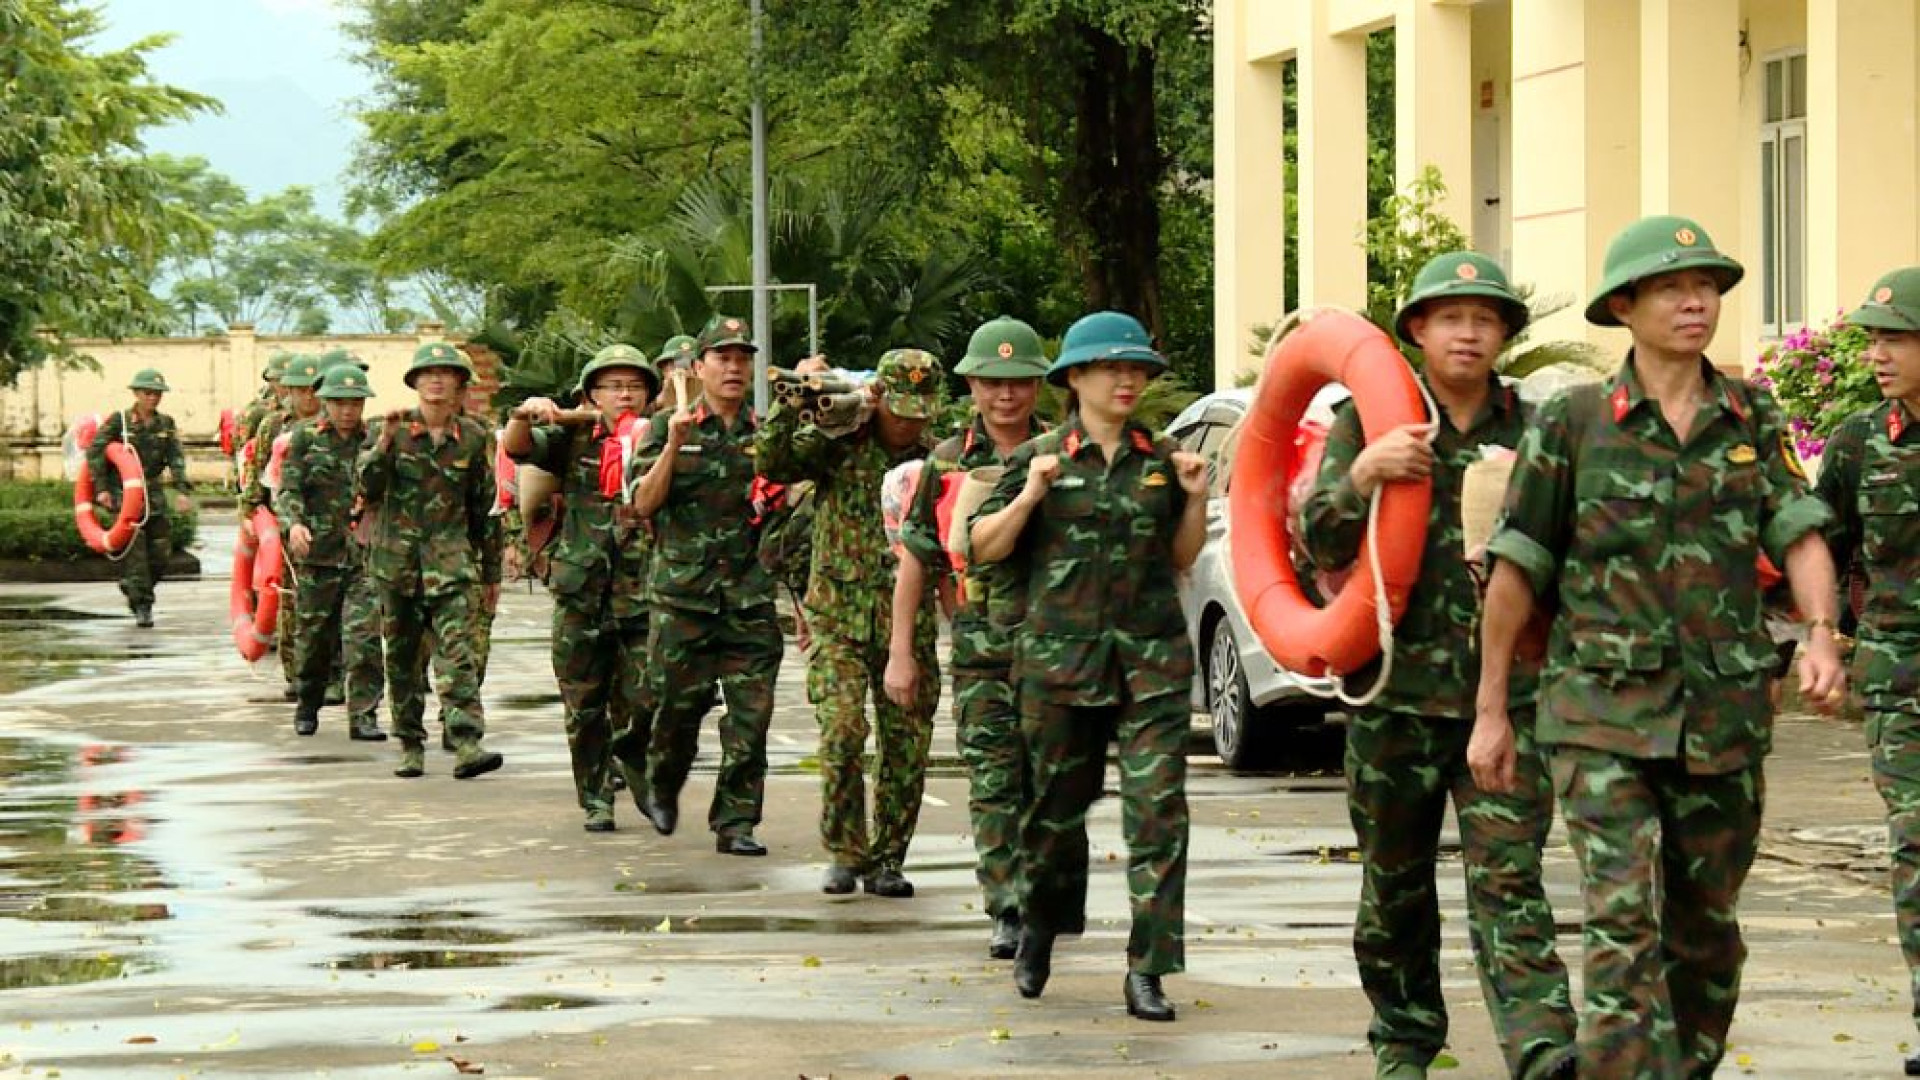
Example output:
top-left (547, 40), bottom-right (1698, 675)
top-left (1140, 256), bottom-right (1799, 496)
top-left (0, 536), bottom-right (1910, 1078)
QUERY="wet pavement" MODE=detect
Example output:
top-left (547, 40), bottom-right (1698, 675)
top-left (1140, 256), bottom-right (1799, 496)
top-left (0, 527), bottom-right (1913, 1077)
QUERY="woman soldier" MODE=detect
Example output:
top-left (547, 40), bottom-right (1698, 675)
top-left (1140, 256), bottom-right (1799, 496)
top-left (503, 343), bottom-right (660, 832)
top-left (969, 311), bottom-right (1208, 1022)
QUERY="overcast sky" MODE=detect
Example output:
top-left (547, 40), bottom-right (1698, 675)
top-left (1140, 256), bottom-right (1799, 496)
top-left (94, 0), bottom-right (367, 218)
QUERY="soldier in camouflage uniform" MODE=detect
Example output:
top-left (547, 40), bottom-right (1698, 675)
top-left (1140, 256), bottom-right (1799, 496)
top-left (246, 354), bottom-right (328, 695)
top-left (505, 343), bottom-right (661, 832)
top-left (888, 316), bottom-right (1049, 951)
top-left (1474, 215), bottom-right (1846, 1078)
top-left (1302, 253), bottom-right (1573, 1080)
top-left (237, 352), bottom-right (291, 492)
top-left (1811, 265), bottom-right (1920, 1077)
top-left (357, 342), bottom-right (505, 781)
top-left (627, 315), bottom-right (781, 855)
top-left (433, 354), bottom-right (506, 751)
top-left (970, 311), bottom-right (1209, 1023)
top-left (87, 369), bottom-right (194, 628)
top-left (653, 335), bottom-right (699, 415)
top-left (758, 348), bottom-right (944, 897)
top-left (278, 363), bottom-right (388, 742)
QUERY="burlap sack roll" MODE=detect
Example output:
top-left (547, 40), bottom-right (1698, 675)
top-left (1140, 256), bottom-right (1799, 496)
top-left (1460, 455), bottom-right (1515, 558)
top-left (518, 463), bottom-right (561, 526)
top-left (946, 465), bottom-right (1006, 559)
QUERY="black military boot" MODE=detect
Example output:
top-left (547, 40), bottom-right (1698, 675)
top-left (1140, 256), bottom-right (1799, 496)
top-left (133, 603), bottom-right (154, 629)
top-left (1123, 972), bottom-right (1175, 1022)
top-left (293, 686), bottom-right (321, 737)
top-left (641, 790), bottom-right (679, 836)
top-left (988, 909), bottom-right (1021, 960)
top-left (863, 864), bottom-right (914, 898)
top-left (1013, 924), bottom-right (1054, 999)
top-left (1905, 1049), bottom-right (1920, 1076)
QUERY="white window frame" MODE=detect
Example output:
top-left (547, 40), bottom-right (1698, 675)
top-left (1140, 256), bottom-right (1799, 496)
top-left (1759, 49), bottom-right (1808, 338)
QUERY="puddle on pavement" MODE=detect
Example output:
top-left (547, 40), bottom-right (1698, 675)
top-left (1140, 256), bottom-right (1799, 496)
top-left (494, 992), bottom-right (603, 1011)
top-left (0, 605), bottom-right (123, 695)
top-left (0, 951), bottom-right (159, 989)
top-left (348, 924), bottom-right (521, 946)
top-left (327, 949), bottom-right (536, 971)
top-left (10, 895), bottom-right (171, 922)
top-left (275, 754), bottom-right (368, 766)
top-left (575, 913), bottom-right (978, 936)
top-left (305, 905), bottom-right (486, 923)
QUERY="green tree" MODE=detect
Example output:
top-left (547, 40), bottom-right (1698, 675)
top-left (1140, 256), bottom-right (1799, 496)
top-left (0, 0), bottom-right (216, 384)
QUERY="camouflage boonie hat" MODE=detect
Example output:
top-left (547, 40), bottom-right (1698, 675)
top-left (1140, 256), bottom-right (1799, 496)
top-left (1847, 266), bottom-right (1920, 332)
top-left (1047, 310), bottom-right (1167, 388)
top-left (876, 349), bottom-right (944, 420)
top-left (955, 316), bottom-right (1050, 379)
top-left (279, 354), bottom-right (326, 388)
top-left (316, 363), bottom-right (375, 400)
top-left (575, 342), bottom-right (662, 399)
top-left (654, 334), bottom-right (699, 367)
top-left (1587, 214), bottom-right (1744, 326)
top-left (1394, 252), bottom-right (1530, 345)
top-left (128, 368), bottom-right (171, 393)
top-left (696, 314), bottom-right (756, 354)
top-left (262, 351), bottom-right (291, 381)
top-left (404, 341), bottom-right (475, 387)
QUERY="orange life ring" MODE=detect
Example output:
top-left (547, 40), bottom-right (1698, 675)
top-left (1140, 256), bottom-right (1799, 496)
top-left (1228, 309), bottom-right (1432, 677)
top-left (74, 440), bottom-right (148, 555)
top-left (230, 505), bottom-right (282, 662)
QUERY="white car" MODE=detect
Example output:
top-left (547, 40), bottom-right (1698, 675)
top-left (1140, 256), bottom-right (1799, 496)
top-left (1167, 387), bottom-right (1348, 771)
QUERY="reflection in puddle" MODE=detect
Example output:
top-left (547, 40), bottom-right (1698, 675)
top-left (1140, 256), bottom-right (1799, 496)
top-left (0, 951), bottom-right (158, 989)
top-left (575, 913), bottom-right (979, 936)
top-left (327, 949), bottom-right (536, 971)
top-left (12, 896), bottom-right (171, 922)
top-left (494, 992), bottom-right (603, 1011)
top-left (348, 925), bottom-right (520, 946)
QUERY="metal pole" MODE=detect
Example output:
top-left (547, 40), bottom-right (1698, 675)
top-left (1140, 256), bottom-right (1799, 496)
top-left (749, 0), bottom-right (771, 415)
top-left (807, 283), bottom-right (819, 359)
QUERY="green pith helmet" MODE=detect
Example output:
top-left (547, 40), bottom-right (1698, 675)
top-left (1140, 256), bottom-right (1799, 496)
top-left (262, 352), bottom-right (292, 382)
top-left (1848, 266), bottom-right (1920, 332)
top-left (1586, 214), bottom-right (1745, 326)
top-left (279, 354), bottom-right (326, 389)
top-left (696, 314), bottom-right (756, 354)
top-left (1046, 310), bottom-right (1167, 388)
top-left (316, 363), bottom-right (375, 400)
top-left (128, 368), bottom-right (170, 393)
top-left (1394, 252), bottom-right (1531, 345)
top-left (955, 316), bottom-right (1050, 378)
top-left (654, 335), bottom-right (699, 367)
top-left (875, 349), bottom-right (944, 420)
top-left (574, 342), bottom-right (662, 400)
top-left (404, 341), bottom-right (475, 388)
top-left (319, 346), bottom-right (370, 372)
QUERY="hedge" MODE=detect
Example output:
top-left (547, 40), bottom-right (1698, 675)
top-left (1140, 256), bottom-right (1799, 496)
top-left (0, 481), bottom-right (199, 561)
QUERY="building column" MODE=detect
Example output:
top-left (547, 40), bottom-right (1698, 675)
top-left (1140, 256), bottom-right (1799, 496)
top-left (1296, 0), bottom-right (1370, 310)
top-left (1640, 0), bottom-right (1745, 364)
top-left (1807, 0), bottom-right (1919, 319)
top-left (1212, 0), bottom-right (1293, 388)
top-left (1508, 0), bottom-right (1640, 348)
top-left (225, 322), bottom-right (257, 423)
top-left (1394, 0), bottom-right (1473, 231)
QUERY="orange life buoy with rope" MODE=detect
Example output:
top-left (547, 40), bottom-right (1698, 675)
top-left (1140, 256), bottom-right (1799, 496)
top-left (73, 421), bottom-right (149, 556)
top-left (230, 505), bottom-right (282, 662)
top-left (1229, 308), bottom-right (1432, 680)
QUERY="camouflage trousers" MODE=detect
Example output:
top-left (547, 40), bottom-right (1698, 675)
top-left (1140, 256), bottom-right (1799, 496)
top-left (116, 511), bottom-right (172, 609)
top-left (378, 580), bottom-right (487, 749)
top-left (292, 561), bottom-right (385, 726)
top-left (1020, 688), bottom-right (1187, 975)
top-left (806, 632), bottom-right (939, 872)
top-left (276, 527), bottom-right (299, 687)
top-left (954, 664), bottom-right (1027, 917)
top-left (434, 578), bottom-right (496, 732)
top-left (1867, 709), bottom-right (1920, 1033)
top-left (1552, 747), bottom-right (1762, 1079)
top-left (551, 586), bottom-right (652, 816)
top-left (1345, 709), bottom-right (1574, 1079)
top-left (645, 603), bottom-right (781, 836)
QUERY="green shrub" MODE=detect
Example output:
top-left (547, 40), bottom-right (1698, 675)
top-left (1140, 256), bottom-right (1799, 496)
top-left (0, 482), bottom-right (199, 561)
top-left (1752, 316), bottom-right (1878, 458)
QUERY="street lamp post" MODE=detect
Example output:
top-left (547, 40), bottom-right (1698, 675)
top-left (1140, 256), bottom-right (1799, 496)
top-left (749, 0), bottom-right (772, 415)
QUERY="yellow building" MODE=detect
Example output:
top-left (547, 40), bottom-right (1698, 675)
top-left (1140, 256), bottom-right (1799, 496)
top-left (1214, 0), bottom-right (1920, 386)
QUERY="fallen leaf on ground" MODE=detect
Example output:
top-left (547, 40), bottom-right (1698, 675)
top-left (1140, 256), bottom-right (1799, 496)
top-left (124, 1035), bottom-right (157, 1044)
top-left (447, 1055), bottom-right (484, 1074)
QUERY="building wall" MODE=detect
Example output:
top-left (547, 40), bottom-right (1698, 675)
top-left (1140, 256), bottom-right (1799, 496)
top-left (1215, 0), bottom-right (1920, 386)
top-left (0, 324), bottom-right (475, 482)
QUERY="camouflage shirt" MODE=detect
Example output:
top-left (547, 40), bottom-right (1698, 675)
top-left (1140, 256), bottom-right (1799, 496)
top-left (1302, 375), bottom-right (1537, 718)
top-left (237, 388), bottom-right (274, 454)
top-left (1816, 400), bottom-right (1920, 712)
top-left (634, 404), bottom-right (774, 615)
top-left (277, 417), bottom-right (369, 569)
top-left (976, 416), bottom-right (1195, 706)
top-left (87, 409), bottom-right (190, 512)
top-left (899, 413), bottom-right (1045, 670)
top-left (756, 401), bottom-right (935, 648)
top-left (1486, 354), bottom-right (1831, 773)
top-left (513, 419), bottom-right (652, 619)
top-left (244, 407), bottom-right (322, 513)
top-left (355, 409), bottom-right (503, 594)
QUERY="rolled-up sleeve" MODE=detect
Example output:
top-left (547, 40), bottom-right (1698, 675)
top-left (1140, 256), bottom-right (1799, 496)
top-left (1485, 391), bottom-right (1574, 599)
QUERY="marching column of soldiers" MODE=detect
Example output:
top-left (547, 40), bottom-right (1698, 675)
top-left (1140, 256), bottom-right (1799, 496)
top-left (109, 218), bottom-right (1914, 1072)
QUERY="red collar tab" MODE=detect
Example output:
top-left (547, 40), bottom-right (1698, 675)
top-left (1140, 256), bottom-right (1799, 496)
top-left (1129, 429), bottom-right (1154, 454)
top-left (693, 403), bottom-right (711, 425)
top-left (962, 426), bottom-right (978, 455)
top-left (1063, 429), bottom-right (1083, 458)
top-left (1891, 407), bottom-right (1907, 443)
top-left (1610, 384), bottom-right (1631, 424)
